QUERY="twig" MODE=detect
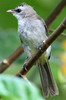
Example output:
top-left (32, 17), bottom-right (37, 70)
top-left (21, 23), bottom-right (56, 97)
top-left (0, 46), bottom-right (24, 73)
top-left (62, 33), bottom-right (66, 36)
top-left (45, 0), bottom-right (66, 27)
top-left (49, 29), bottom-right (66, 36)
top-left (0, 0), bottom-right (65, 73)
top-left (16, 18), bottom-right (66, 76)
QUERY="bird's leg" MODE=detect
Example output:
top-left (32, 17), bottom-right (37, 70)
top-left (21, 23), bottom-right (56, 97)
top-left (38, 44), bottom-right (44, 53)
top-left (38, 40), bottom-right (47, 53)
top-left (23, 57), bottom-right (29, 71)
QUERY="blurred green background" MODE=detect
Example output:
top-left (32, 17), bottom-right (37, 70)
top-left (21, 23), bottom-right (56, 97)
top-left (0, 0), bottom-right (66, 100)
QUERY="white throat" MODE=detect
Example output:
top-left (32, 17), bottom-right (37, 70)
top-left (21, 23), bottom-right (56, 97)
top-left (18, 18), bottom-right (27, 33)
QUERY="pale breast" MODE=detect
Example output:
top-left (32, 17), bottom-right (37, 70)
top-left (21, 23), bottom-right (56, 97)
top-left (18, 18), bottom-right (47, 46)
top-left (18, 18), bottom-right (50, 57)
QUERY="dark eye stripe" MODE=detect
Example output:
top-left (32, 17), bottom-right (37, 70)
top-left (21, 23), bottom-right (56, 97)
top-left (15, 9), bottom-right (21, 13)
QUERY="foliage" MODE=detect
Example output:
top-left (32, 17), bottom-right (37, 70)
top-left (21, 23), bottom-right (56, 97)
top-left (0, 0), bottom-right (66, 100)
top-left (0, 75), bottom-right (44, 100)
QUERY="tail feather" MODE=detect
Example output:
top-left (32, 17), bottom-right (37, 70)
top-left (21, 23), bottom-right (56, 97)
top-left (38, 60), bottom-right (59, 97)
top-left (38, 63), bottom-right (49, 97)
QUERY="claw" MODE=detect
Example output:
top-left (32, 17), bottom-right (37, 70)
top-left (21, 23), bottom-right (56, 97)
top-left (23, 61), bottom-right (28, 72)
top-left (38, 45), bottom-right (43, 53)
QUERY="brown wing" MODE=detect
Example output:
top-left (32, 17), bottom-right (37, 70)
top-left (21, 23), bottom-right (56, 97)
top-left (36, 15), bottom-right (48, 36)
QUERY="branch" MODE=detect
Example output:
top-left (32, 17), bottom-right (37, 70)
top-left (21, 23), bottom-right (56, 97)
top-left (45, 0), bottom-right (66, 27)
top-left (0, 46), bottom-right (24, 73)
top-left (62, 33), bottom-right (66, 36)
top-left (0, 0), bottom-right (65, 73)
top-left (16, 18), bottom-right (66, 76)
top-left (49, 29), bottom-right (66, 36)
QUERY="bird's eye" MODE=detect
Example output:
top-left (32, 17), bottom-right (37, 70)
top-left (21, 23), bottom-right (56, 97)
top-left (16, 9), bottom-right (21, 13)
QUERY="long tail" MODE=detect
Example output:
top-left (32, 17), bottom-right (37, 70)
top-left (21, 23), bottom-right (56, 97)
top-left (38, 60), bottom-right (59, 97)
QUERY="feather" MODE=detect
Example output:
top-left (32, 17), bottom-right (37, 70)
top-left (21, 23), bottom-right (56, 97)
top-left (38, 60), bottom-right (59, 97)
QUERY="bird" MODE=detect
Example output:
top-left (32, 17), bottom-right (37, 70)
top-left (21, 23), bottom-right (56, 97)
top-left (7, 3), bottom-right (59, 97)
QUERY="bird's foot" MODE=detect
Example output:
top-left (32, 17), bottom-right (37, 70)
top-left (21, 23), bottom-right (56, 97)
top-left (23, 61), bottom-right (28, 72)
top-left (38, 45), bottom-right (44, 53)
top-left (23, 56), bottom-right (29, 71)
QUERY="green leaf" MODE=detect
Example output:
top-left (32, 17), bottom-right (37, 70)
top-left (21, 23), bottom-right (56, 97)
top-left (0, 75), bottom-right (44, 100)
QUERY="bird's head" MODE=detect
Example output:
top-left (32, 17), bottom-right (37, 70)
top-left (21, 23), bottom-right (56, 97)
top-left (7, 3), bottom-right (36, 20)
